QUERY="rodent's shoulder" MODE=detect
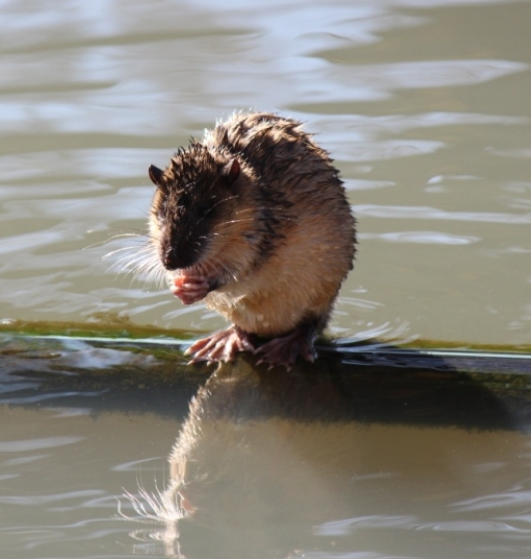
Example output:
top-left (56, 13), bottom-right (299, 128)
top-left (204, 112), bottom-right (313, 157)
top-left (204, 113), bottom-right (336, 192)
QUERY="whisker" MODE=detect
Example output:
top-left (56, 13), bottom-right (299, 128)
top-left (102, 235), bottom-right (169, 289)
top-left (84, 228), bottom-right (149, 251)
top-left (196, 250), bottom-right (239, 283)
top-left (195, 194), bottom-right (239, 226)
top-left (214, 216), bottom-right (294, 231)
top-left (101, 245), bottom-right (150, 260)
top-left (233, 206), bottom-right (294, 216)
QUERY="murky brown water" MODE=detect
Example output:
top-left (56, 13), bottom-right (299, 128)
top-left (1, 336), bottom-right (530, 559)
top-left (1, 0), bottom-right (531, 557)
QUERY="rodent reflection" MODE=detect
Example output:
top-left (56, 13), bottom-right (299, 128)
top-left (126, 355), bottom-right (515, 559)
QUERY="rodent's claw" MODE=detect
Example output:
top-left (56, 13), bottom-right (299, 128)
top-left (299, 343), bottom-right (316, 364)
top-left (254, 330), bottom-right (316, 370)
top-left (147, 112), bottom-right (356, 369)
top-left (171, 275), bottom-right (210, 305)
top-left (185, 327), bottom-right (255, 364)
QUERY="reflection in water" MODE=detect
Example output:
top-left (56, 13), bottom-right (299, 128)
top-left (2, 0), bottom-right (531, 557)
top-left (123, 353), bottom-right (528, 559)
top-left (0, 333), bottom-right (529, 558)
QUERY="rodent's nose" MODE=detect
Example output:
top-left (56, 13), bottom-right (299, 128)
top-left (163, 247), bottom-right (180, 270)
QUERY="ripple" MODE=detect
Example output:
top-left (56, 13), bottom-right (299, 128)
top-left (340, 296), bottom-right (385, 311)
top-left (0, 436), bottom-right (83, 453)
top-left (326, 59), bottom-right (529, 101)
top-left (0, 489), bottom-right (103, 506)
top-left (487, 147), bottom-right (531, 159)
top-left (345, 179), bottom-right (396, 192)
top-left (315, 515), bottom-right (417, 536)
top-left (335, 319), bottom-right (416, 348)
top-left (452, 490), bottom-right (531, 512)
top-left (113, 456), bottom-right (165, 472)
top-left (295, 553), bottom-right (415, 559)
top-left (359, 231), bottom-right (481, 245)
top-left (314, 514), bottom-right (531, 540)
top-left (416, 520), bottom-right (530, 534)
top-left (355, 204), bottom-right (531, 225)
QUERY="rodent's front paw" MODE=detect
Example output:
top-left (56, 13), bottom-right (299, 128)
top-left (171, 275), bottom-right (210, 305)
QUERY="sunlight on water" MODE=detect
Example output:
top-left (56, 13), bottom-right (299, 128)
top-left (1, 0), bottom-right (531, 557)
top-left (1, 0), bottom-right (530, 349)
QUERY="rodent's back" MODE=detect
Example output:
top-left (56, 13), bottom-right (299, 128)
top-left (206, 113), bottom-right (341, 199)
top-left (201, 113), bottom-right (356, 336)
top-left (206, 112), bottom-right (355, 244)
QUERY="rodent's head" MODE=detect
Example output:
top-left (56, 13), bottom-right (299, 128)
top-left (149, 143), bottom-right (241, 272)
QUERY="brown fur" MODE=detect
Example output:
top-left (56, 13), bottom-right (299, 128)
top-left (149, 112), bottom-right (356, 354)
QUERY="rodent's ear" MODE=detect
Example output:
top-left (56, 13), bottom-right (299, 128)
top-left (148, 165), bottom-right (164, 186)
top-left (221, 158), bottom-right (240, 185)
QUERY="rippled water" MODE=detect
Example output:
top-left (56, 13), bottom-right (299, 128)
top-left (1, 0), bottom-right (531, 558)
top-left (1, 336), bottom-right (531, 559)
top-left (2, 0), bottom-right (531, 347)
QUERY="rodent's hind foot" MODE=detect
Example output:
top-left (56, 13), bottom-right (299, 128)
top-left (184, 327), bottom-right (255, 365)
top-left (254, 325), bottom-right (317, 370)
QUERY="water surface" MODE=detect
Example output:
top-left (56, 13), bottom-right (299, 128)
top-left (1, 1), bottom-right (531, 558)
top-left (1, 0), bottom-right (530, 347)
top-left (1, 336), bottom-right (531, 558)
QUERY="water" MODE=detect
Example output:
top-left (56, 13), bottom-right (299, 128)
top-left (2, 0), bottom-right (530, 347)
top-left (1, 336), bottom-right (530, 558)
top-left (1, 0), bottom-right (531, 557)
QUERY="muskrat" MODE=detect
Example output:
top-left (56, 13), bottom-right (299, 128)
top-left (147, 112), bottom-right (356, 368)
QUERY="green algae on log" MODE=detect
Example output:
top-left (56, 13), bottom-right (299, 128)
top-left (0, 318), bottom-right (530, 432)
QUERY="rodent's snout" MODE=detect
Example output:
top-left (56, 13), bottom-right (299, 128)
top-left (162, 246), bottom-right (180, 270)
top-left (161, 242), bottom-right (201, 271)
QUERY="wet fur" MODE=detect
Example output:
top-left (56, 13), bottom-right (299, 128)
top-left (149, 112), bottom-right (356, 346)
